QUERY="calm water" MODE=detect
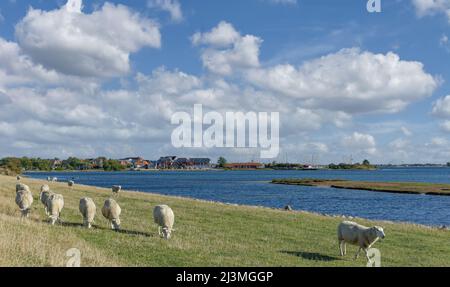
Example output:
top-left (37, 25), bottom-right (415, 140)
top-left (26, 168), bottom-right (450, 227)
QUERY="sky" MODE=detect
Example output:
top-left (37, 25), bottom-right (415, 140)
top-left (0, 0), bottom-right (450, 164)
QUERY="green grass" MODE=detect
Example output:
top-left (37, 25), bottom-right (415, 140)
top-left (1, 175), bottom-right (450, 266)
top-left (272, 178), bottom-right (450, 196)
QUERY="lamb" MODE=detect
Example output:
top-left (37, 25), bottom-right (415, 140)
top-left (337, 221), bottom-right (385, 262)
top-left (39, 185), bottom-right (54, 216)
top-left (153, 205), bottom-right (175, 239)
top-left (15, 184), bottom-right (33, 218)
top-left (46, 194), bottom-right (64, 225)
top-left (101, 198), bottom-right (121, 230)
top-left (112, 185), bottom-right (121, 196)
top-left (79, 198), bottom-right (96, 229)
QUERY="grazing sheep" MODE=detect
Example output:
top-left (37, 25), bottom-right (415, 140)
top-left (79, 198), bottom-right (96, 229)
top-left (46, 194), bottom-right (64, 225)
top-left (47, 176), bottom-right (51, 182)
top-left (68, 180), bottom-right (74, 187)
top-left (39, 185), bottom-right (53, 216)
top-left (51, 177), bottom-right (58, 182)
top-left (112, 185), bottom-right (121, 196)
top-left (153, 205), bottom-right (175, 239)
top-left (337, 221), bottom-right (385, 262)
top-left (15, 184), bottom-right (33, 218)
top-left (16, 175), bottom-right (21, 181)
top-left (16, 183), bottom-right (29, 193)
top-left (101, 199), bottom-right (121, 230)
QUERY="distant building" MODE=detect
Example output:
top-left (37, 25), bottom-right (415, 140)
top-left (224, 162), bottom-right (265, 169)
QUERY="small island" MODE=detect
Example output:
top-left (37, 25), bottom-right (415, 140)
top-left (271, 178), bottom-right (450, 196)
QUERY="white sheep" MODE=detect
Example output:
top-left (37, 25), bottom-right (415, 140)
top-left (16, 175), bottom-right (21, 181)
top-left (68, 180), bottom-right (74, 187)
top-left (15, 184), bottom-right (33, 218)
top-left (46, 194), bottom-right (64, 225)
top-left (79, 198), bottom-right (96, 229)
top-left (337, 221), bottom-right (385, 262)
top-left (153, 205), bottom-right (175, 239)
top-left (47, 176), bottom-right (51, 182)
top-left (16, 183), bottom-right (29, 193)
top-left (101, 198), bottom-right (121, 230)
top-left (39, 185), bottom-right (53, 216)
top-left (112, 185), bottom-right (121, 196)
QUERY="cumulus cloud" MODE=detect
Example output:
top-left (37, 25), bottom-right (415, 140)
top-left (147, 0), bottom-right (183, 22)
top-left (0, 16), bottom-right (441, 161)
top-left (15, 0), bottom-right (161, 78)
top-left (192, 21), bottom-right (262, 75)
top-left (342, 132), bottom-right (377, 155)
top-left (246, 48), bottom-right (438, 114)
top-left (432, 95), bottom-right (450, 117)
top-left (0, 37), bottom-right (86, 89)
top-left (412, 0), bottom-right (450, 22)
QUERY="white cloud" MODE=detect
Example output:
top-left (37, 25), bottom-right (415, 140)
top-left (412, 0), bottom-right (450, 22)
top-left (428, 137), bottom-right (449, 146)
top-left (0, 9), bottom-right (4, 22)
top-left (432, 95), bottom-right (450, 117)
top-left (266, 0), bottom-right (297, 5)
top-left (401, 126), bottom-right (413, 136)
top-left (192, 21), bottom-right (262, 75)
top-left (192, 21), bottom-right (240, 47)
top-left (0, 37), bottom-right (89, 89)
top-left (15, 0), bottom-right (161, 78)
top-left (440, 120), bottom-right (450, 132)
top-left (147, 0), bottom-right (183, 22)
top-left (247, 48), bottom-right (438, 114)
top-left (389, 138), bottom-right (410, 149)
top-left (342, 132), bottom-right (377, 155)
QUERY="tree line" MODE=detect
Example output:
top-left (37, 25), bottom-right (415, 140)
top-left (0, 157), bottom-right (127, 174)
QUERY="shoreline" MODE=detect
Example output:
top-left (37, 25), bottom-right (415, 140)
top-left (271, 178), bottom-right (450, 196)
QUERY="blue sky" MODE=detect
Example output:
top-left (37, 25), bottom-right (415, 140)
top-left (0, 0), bottom-right (450, 164)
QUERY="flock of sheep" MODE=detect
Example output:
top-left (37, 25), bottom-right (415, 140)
top-left (14, 179), bottom-right (175, 240)
top-left (14, 176), bottom-right (386, 262)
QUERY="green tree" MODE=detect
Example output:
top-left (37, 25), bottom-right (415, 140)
top-left (217, 157), bottom-right (227, 168)
top-left (362, 159), bottom-right (371, 166)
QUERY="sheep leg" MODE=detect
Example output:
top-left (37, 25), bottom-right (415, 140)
top-left (355, 248), bottom-right (361, 260)
top-left (158, 226), bottom-right (162, 237)
top-left (339, 241), bottom-right (344, 256)
top-left (364, 248), bottom-right (372, 263)
top-left (343, 242), bottom-right (347, 255)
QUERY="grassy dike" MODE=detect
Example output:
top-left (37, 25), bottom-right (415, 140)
top-left (1, 175), bottom-right (450, 267)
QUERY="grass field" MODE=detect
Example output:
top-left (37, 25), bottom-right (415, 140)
top-left (272, 178), bottom-right (450, 196)
top-left (1, 174), bottom-right (450, 267)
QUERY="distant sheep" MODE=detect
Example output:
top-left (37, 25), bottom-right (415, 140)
top-left (47, 177), bottom-right (51, 182)
top-left (79, 198), bottom-right (96, 229)
top-left (101, 199), bottom-right (121, 230)
top-left (15, 184), bottom-right (33, 218)
top-left (39, 185), bottom-right (53, 216)
top-left (112, 185), bottom-right (121, 196)
top-left (46, 194), bottom-right (64, 225)
top-left (68, 180), bottom-right (74, 187)
top-left (16, 175), bottom-right (21, 181)
top-left (153, 205), bottom-right (175, 239)
top-left (337, 221), bottom-right (385, 262)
